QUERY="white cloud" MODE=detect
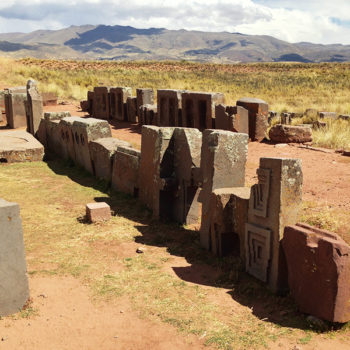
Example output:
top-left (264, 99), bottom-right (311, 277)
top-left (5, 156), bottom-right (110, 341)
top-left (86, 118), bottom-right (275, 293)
top-left (0, 0), bottom-right (348, 44)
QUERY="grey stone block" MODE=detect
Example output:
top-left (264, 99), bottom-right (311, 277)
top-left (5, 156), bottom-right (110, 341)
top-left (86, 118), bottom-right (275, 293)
top-left (110, 87), bottom-right (132, 121)
top-left (0, 198), bottom-right (29, 316)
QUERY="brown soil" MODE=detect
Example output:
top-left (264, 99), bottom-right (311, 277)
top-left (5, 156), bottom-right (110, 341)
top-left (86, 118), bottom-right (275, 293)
top-left (0, 276), bottom-right (205, 350)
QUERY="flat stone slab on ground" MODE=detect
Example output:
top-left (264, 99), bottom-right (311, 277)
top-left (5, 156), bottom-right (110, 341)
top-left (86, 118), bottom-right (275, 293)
top-left (86, 202), bottom-right (111, 223)
top-left (0, 130), bottom-right (44, 163)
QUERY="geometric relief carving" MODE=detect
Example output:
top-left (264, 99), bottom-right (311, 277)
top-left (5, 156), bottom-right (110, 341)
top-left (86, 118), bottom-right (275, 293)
top-left (252, 168), bottom-right (271, 217)
top-left (245, 223), bottom-right (271, 282)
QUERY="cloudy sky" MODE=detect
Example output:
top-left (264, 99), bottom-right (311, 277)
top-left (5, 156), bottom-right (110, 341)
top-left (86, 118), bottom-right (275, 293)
top-left (0, 0), bottom-right (349, 45)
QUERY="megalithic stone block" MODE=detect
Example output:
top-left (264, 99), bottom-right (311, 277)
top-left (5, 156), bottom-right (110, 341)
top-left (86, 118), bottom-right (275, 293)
top-left (26, 79), bottom-right (43, 136)
top-left (172, 128), bottom-right (202, 225)
top-left (5, 87), bottom-right (27, 129)
top-left (136, 88), bottom-right (154, 118)
top-left (139, 126), bottom-right (175, 219)
top-left (71, 118), bottom-right (111, 173)
top-left (182, 92), bottom-right (225, 130)
top-left (282, 223), bottom-right (350, 323)
top-left (199, 130), bottom-right (248, 249)
top-left (57, 116), bottom-right (83, 161)
top-left (157, 89), bottom-right (184, 127)
top-left (236, 97), bottom-right (269, 141)
top-left (209, 187), bottom-right (250, 259)
top-left (112, 146), bottom-right (141, 196)
top-left (89, 137), bottom-right (131, 182)
top-left (139, 104), bottom-right (157, 125)
top-left (215, 104), bottom-right (249, 135)
top-left (0, 198), bottom-right (29, 316)
top-left (93, 87), bottom-right (111, 120)
top-left (126, 97), bottom-right (138, 123)
top-left (87, 91), bottom-right (94, 115)
top-left (246, 157), bottom-right (303, 293)
top-left (40, 112), bottom-right (71, 154)
top-left (110, 87), bottom-right (132, 121)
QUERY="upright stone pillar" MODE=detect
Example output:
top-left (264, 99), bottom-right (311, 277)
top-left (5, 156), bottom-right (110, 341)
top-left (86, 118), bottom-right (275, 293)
top-left (215, 104), bottom-right (249, 134)
top-left (172, 128), bottom-right (202, 225)
top-left (138, 126), bottom-right (175, 219)
top-left (136, 88), bottom-right (154, 120)
top-left (5, 87), bottom-right (27, 129)
top-left (93, 87), bottom-right (111, 120)
top-left (245, 157), bottom-right (303, 293)
top-left (26, 79), bottom-right (43, 136)
top-left (110, 87), bottom-right (132, 121)
top-left (199, 130), bottom-right (248, 249)
top-left (236, 97), bottom-right (268, 141)
top-left (157, 89), bottom-right (184, 127)
top-left (0, 199), bottom-right (29, 316)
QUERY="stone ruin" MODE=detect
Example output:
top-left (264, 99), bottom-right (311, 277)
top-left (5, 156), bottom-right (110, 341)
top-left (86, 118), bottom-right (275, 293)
top-left (83, 86), bottom-right (268, 140)
top-left (33, 111), bottom-right (350, 323)
top-left (2, 81), bottom-right (350, 323)
top-left (3, 80), bottom-right (44, 138)
top-left (0, 198), bottom-right (29, 316)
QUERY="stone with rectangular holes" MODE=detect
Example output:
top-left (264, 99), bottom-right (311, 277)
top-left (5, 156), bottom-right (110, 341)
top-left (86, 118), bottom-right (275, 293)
top-left (182, 91), bottom-right (225, 130)
top-left (110, 87), bottom-right (132, 121)
top-left (93, 87), bottom-right (111, 120)
top-left (71, 118), bottom-right (111, 173)
top-left (86, 202), bottom-right (111, 223)
top-left (157, 89), bottom-right (184, 127)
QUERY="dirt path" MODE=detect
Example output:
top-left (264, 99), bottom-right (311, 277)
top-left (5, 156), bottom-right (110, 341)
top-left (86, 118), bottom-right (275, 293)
top-left (0, 276), bottom-right (205, 350)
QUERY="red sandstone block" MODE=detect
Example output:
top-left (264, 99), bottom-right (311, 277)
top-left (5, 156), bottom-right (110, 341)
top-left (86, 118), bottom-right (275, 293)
top-left (86, 202), bottom-right (111, 223)
top-left (282, 223), bottom-right (350, 323)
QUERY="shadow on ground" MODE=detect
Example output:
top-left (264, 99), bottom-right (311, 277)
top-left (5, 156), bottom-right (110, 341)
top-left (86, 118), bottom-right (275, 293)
top-left (47, 158), bottom-right (337, 332)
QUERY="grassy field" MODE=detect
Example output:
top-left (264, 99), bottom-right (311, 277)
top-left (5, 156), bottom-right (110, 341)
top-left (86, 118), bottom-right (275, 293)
top-left (0, 57), bottom-right (349, 149)
top-left (0, 160), bottom-right (349, 349)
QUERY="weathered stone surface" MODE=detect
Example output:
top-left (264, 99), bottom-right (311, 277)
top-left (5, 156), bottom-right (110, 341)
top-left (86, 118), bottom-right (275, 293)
top-left (112, 146), bottom-right (141, 196)
top-left (209, 187), bottom-right (250, 259)
top-left (282, 223), bottom-right (350, 323)
top-left (89, 137), bottom-right (131, 182)
top-left (5, 88), bottom-right (27, 129)
top-left (246, 158), bottom-right (303, 293)
top-left (182, 91), bottom-right (225, 130)
top-left (199, 130), bottom-right (248, 249)
top-left (280, 113), bottom-right (292, 125)
top-left (157, 89), bottom-right (184, 127)
top-left (126, 97), bottom-right (138, 123)
top-left (38, 112), bottom-right (71, 152)
top-left (215, 104), bottom-right (249, 134)
top-left (80, 100), bottom-right (89, 112)
top-left (87, 91), bottom-right (94, 115)
top-left (26, 79), bottom-right (43, 136)
top-left (172, 128), bottom-right (202, 225)
top-left (139, 104), bottom-right (157, 125)
top-left (139, 126), bottom-right (175, 218)
top-left (110, 87), bottom-right (132, 121)
top-left (57, 116), bottom-right (82, 161)
top-left (136, 88), bottom-right (154, 118)
top-left (0, 198), bottom-right (29, 316)
top-left (0, 130), bottom-right (44, 163)
top-left (86, 202), bottom-right (111, 223)
top-left (319, 112), bottom-right (337, 119)
top-left (236, 97), bottom-right (268, 141)
top-left (42, 92), bottom-right (57, 106)
top-left (71, 118), bottom-right (111, 173)
top-left (269, 124), bottom-right (312, 143)
top-left (93, 87), bottom-right (110, 120)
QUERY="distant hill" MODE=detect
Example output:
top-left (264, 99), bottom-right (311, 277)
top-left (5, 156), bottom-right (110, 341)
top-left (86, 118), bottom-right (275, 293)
top-left (0, 24), bottom-right (349, 63)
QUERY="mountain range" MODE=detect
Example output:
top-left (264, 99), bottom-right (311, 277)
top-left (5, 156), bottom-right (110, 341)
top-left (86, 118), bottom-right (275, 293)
top-left (0, 24), bottom-right (349, 63)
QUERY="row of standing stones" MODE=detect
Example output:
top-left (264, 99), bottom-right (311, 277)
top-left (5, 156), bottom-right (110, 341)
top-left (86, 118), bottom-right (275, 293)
top-left (0, 82), bottom-right (349, 325)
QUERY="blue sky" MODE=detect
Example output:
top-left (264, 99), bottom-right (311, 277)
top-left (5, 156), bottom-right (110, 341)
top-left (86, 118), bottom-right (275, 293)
top-left (0, 0), bottom-right (349, 45)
